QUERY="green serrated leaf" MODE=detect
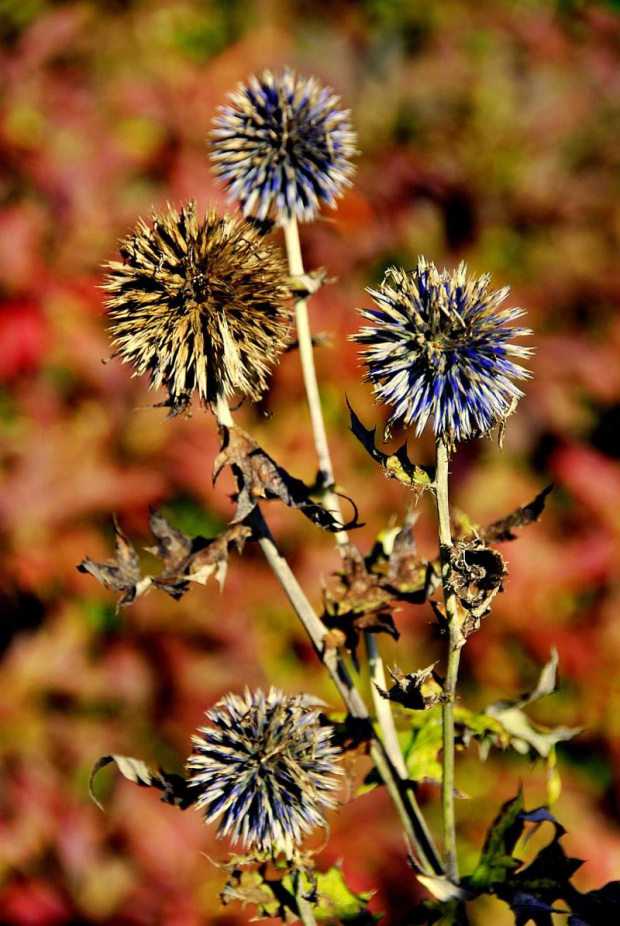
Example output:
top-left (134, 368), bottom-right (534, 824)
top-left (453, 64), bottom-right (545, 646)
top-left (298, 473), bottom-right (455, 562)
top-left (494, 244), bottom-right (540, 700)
top-left (468, 792), bottom-right (525, 892)
top-left (403, 709), bottom-right (444, 784)
top-left (313, 865), bottom-right (377, 922)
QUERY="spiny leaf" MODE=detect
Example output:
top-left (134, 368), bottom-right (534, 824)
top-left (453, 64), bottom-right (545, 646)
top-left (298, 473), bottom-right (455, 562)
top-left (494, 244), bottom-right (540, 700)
top-left (214, 424), bottom-right (360, 532)
top-left (89, 754), bottom-right (195, 811)
top-left (77, 517), bottom-right (146, 609)
top-left (287, 865), bottom-right (378, 923)
top-left (79, 511), bottom-right (250, 606)
top-left (482, 486), bottom-right (554, 543)
top-left (221, 862), bottom-right (377, 924)
top-left (449, 539), bottom-right (507, 633)
top-left (323, 542), bottom-right (399, 663)
top-left (568, 880), bottom-right (620, 925)
top-left (347, 400), bottom-right (433, 493)
top-left (376, 663), bottom-right (445, 711)
top-left (468, 791), bottom-right (525, 891)
top-left (146, 510), bottom-right (251, 597)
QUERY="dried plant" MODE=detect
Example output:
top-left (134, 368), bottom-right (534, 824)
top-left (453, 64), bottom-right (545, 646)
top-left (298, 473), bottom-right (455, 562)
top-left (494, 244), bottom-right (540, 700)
top-left (84, 69), bottom-right (617, 926)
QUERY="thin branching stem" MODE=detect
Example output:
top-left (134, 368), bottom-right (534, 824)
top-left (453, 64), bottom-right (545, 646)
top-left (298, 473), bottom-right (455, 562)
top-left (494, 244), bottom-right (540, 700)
top-left (282, 217), bottom-right (345, 541)
top-left (282, 216), bottom-right (407, 780)
top-left (211, 355), bottom-right (443, 876)
top-left (434, 439), bottom-right (464, 883)
top-left (293, 871), bottom-right (319, 926)
top-left (249, 503), bottom-right (443, 877)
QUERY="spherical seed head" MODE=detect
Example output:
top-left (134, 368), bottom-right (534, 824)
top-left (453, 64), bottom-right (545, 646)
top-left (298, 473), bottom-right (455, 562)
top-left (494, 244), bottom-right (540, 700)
top-left (211, 69), bottom-right (357, 224)
top-left (353, 258), bottom-right (533, 449)
top-left (103, 203), bottom-right (291, 414)
top-left (187, 688), bottom-right (343, 858)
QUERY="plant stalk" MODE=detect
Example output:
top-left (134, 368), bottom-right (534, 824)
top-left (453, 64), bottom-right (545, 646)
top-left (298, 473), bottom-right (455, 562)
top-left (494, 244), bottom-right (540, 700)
top-left (282, 216), bottom-right (407, 779)
top-left (434, 439), bottom-right (464, 883)
top-left (293, 870), bottom-right (318, 926)
top-left (250, 504), bottom-right (443, 876)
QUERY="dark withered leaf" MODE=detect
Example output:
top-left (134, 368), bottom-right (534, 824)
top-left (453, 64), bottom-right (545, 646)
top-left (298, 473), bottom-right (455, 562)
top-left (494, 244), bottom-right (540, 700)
top-left (146, 508), bottom-right (193, 571)
top-left (376, 663), bottom-right (445, 711)
top-left (483, 485), bottom-right (554, 542)
top-left (449, 540), bottom-right (507, 634)
top-left (365, 518), bottom-right (438, 604)
top-left (385, 522), bottom-right (438, 602)
top-left (323, 543), bottom-right (399, 661)
top-left (492, 808), bottom-right (582, 924)
top-left (569, 881), bottom-right (620, 926)
top-left (214, 425), bottom-right (359, 532)
top-left (185, 523), bottom-right (251, 590)
top-left (145, 510), bottom-right (250, 599)
top-left (502, 892), bottom-right (565, 926)
top-left (89, 754), bottom-right (196, 812)
top-left (347, 400), bottom-right (434, 494)
top-left (77, 518), bottom-right (145, 608)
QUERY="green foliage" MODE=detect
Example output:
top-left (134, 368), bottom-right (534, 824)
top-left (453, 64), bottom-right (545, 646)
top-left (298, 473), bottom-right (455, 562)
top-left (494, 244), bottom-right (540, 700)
top-left (220, 862), bottom-right (377, 924)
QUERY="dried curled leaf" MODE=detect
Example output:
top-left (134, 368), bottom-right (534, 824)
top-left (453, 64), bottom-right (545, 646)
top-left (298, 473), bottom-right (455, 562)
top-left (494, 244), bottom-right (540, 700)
top-left (449, 539), bottom-right (507, 634)
top-left (376, 663), bottom-right (446, 711)
top-left (146, 509), bottom-right (251, 598)
top-left (77, 518), bottom-right (147, 609)
top-left (322, 543), bottom-right (399, 662)
top-left (366, 517), bottom-right (439, 603)
top-left (347, 400), bottom-right (433, 495)
top-left (214, 424), bottom-right (359, 532)
top-left (482, 485), bottom-right (554, 543)
top-left (89, 754), bottom-right (195, 811)
top-left (78, 511), bottom-right (249, 607)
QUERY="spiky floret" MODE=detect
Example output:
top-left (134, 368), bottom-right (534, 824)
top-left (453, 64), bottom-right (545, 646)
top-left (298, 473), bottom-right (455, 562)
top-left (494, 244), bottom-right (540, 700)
top-left (353, 258), bottom-right (533, 449)
top-left (211, 69), bottom-right (356, 224)
top-left (103, 202), bottom-right (290, 414)
top-left (187, 688), bottom-right (343, 858)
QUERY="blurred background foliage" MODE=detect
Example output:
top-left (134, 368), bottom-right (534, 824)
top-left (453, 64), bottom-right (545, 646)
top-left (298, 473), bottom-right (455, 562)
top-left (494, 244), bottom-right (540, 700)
top-left (1, 0), bottom-right (620, 923)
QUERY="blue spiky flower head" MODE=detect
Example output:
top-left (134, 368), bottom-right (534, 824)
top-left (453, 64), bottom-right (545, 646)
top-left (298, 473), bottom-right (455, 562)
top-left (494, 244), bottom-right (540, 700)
top-left (353, 259), bottom-right (532, 449)
top-left (211, 69), bottom-right (356, 224)
top-left (187, 688), bottom-right (343, 858)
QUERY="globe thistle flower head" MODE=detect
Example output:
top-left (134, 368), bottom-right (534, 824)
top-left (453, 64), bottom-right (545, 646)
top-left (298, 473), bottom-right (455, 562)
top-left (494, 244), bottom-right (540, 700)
top-left (354, 259), bottom-right (533, 449)
top-left (103, 203), bottom-right (290, 415)
top-left (187, 688), bottom-right (343, 858)
top-left (211, 69), bottom-right (356, 224)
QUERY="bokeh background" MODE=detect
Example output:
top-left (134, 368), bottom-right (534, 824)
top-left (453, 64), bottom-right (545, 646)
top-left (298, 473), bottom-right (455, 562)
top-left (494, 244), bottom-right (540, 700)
top-left (1, 1), bottom-right (620, 923)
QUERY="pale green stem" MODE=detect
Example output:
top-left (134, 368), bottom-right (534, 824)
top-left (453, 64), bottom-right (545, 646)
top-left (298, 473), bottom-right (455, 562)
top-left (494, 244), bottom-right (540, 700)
top-left (434, 439), bottom-right (464, 883)
top-left (293, 870), bottom-right (318, 926)
top-left (282, 217), bottom-right (344, 541)
top-left (282, 216), bottom-right (407, 780)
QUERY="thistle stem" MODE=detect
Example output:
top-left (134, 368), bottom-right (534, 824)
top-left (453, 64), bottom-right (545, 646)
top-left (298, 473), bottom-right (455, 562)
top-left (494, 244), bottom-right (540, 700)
top-left (282, 217), bottom-right (344, 541)
top-left (434, 439), bottom-right (464, 883)
top-left (293, 871), bottom-right (318, 926)
top-left (282, 216), bottom-right (407, 781)
top-left (249, 504), bottom-right (443, 877)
